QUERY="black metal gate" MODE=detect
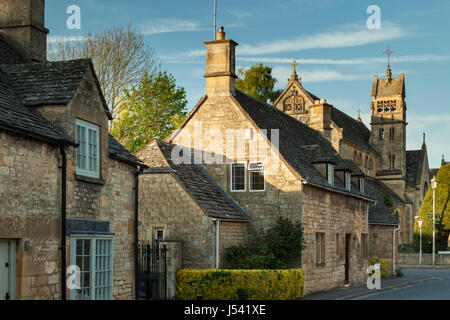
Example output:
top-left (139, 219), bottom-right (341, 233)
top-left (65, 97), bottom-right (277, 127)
top-left (137, 240), bottom-right (167, 300)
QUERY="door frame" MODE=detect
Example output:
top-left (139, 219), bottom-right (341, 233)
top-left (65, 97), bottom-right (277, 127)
top-left (344, 234), bottom-right (351, 285)
top-left (0, 239), bottom-right (16, 300)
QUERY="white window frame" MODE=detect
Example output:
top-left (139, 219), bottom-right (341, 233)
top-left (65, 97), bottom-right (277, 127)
top-left (345, 172), bottom-right (351, 191)
top-left (248, 161), bottom-right (265, 192)
top-left (327, 164), bottom-right (335, 186)
top-left (76, 119), bottom-right (100, 178)
top-left (69, 235), bottom-right (114, 300)
top-left (230, 162), bottom-right (247, 192)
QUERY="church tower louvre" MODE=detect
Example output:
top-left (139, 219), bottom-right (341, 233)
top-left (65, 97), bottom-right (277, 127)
top-left (370, 48), bottom-right (407, 194)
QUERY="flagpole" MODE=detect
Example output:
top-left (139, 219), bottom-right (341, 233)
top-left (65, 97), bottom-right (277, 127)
top-left (214, 0), bottom-right (217, 40)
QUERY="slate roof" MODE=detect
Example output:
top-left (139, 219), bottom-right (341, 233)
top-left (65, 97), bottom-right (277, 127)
top-left (137, 140), bottom-right (249, 221)
top-left (108, 135), bottom-right (143, 166)
top-left (233, 89), bottom-right (374, 201)
top-left (0, 70), bottom-right (71, 144)
top-left (330, 107), bottom-right (378, 154)
top-left (365, 176), bottom-right (402, 225)
top-left (406, 143), bottom-right (428, 188)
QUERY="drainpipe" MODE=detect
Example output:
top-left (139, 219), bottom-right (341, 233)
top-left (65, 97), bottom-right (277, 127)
top-left (214, 219), bottom-right (220, 269)
top-left (392, 224), bottom-right (400, 276)
top-left (134, 166), bottom-right (143, 299)
top-left (59, 144), bottom-right (67, 301)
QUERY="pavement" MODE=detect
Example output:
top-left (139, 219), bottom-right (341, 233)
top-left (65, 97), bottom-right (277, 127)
top-left (302, 268), bottom-right (441, 300)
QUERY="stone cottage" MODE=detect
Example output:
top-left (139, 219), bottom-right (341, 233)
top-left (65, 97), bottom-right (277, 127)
top-left (0, 0), bottom-right (142, 300)
top-left (138, 27), bottom-right (386, 295)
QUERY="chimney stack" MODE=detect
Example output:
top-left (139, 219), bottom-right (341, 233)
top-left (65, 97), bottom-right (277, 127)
top-left (204, 26), bottom-right (238, 97)
top-left (0, 0), bottom-right (49, 62)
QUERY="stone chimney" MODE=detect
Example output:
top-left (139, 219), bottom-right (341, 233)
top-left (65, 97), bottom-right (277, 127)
top-left (204, 26), bottom-right (238, 97)
top-left (0, 0), bottom-right (49, 62)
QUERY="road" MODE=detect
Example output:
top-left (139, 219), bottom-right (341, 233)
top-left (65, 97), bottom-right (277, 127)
top-left (356, 269), bottom-right (450, 300)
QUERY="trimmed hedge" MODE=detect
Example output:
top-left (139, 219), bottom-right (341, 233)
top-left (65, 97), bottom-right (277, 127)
top-left (176, 269), bottom-right (304, 300)
top-left (368, 259), bottom-right (388, 278)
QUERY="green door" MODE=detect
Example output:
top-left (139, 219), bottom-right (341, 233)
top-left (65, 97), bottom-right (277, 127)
top-left (0, 241), bottom-right (10, 300)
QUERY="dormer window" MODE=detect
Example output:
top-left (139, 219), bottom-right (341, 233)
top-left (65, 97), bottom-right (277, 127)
top-left (359, 177), bottom-right (365, 194)
top-left (76, 119), bottom-right (100, 178)
top-left (327, 163), bottom-right (334, 186)
top-left (345, 172), bottom-right (351, 191)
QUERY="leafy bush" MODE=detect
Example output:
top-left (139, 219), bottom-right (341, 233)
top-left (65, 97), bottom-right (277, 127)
top-left (176, 269), bottom-right (304, 300)
top-left (369, 259), bottom-right (388, 278)
top-left (224, 217), bottom-right (305, 269)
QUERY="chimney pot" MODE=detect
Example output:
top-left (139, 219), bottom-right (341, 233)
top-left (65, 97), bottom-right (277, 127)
top-left (217, 26), bottom-right (225, 40)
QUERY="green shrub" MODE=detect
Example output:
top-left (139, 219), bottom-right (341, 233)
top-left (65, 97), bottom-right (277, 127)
top-left (176, 269), bottom-right (304, 300)
top-left (224, 217), bottom-right (305, 269)
top-left (368, 259), bottom-right (388, 278)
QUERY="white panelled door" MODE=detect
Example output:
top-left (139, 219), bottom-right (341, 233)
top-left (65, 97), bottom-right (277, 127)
top-left (0, 241), bottom-right (10, 300)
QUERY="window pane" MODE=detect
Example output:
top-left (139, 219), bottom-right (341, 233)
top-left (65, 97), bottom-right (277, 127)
top-left (231, 163), bottom-right (245, 191)
top-left (250, 171), bottom-right (264, 191)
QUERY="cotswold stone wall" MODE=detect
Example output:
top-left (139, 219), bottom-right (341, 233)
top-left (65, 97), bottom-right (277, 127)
top-left (0, 132), bottom-right (61, 299)
top-left (139, 172), bottom-right (216, 268)
top-left (171, 95), bottom-right (304, 231)
top-left (139, 173), bottom-right (248, 270)
top-left (302, 185), bottom-right (369, 295)
top-left (369, 224), bottom-right (398, 277)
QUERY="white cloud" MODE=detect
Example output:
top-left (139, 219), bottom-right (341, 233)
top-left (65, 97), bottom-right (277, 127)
top-left (239, 54), bottom-right (450, 65)
top-left (47, 36), bottom-right (87, 43)
top-left (237, 22), bottom-right (408, 56)
top-left (227, 10), bottom-right (255, 20)
top-left (140, 18), bottom-right (204, 35)
top-left (272, 66), bottom-right (366, 83)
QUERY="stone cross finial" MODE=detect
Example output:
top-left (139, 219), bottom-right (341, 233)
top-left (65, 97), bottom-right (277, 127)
top-left (384, 44), bottom-right (395, 81)
top-left (290, 60), bottom-right (300, 82)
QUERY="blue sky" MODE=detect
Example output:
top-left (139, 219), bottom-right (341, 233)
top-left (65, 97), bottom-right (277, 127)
top-left (46, 0), bottom-right (450, 168)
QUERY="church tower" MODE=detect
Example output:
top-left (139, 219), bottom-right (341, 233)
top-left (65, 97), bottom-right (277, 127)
top-left (371, 47), bottom-right (407, 196)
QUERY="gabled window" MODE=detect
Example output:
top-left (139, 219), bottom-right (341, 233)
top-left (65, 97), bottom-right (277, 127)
top-left (345, 172), bottom-right (352, 191)
top-left (69, 236), bottom-right (114, 300)
top-left (248, 161), bottom-right (265, 192)
top-left (327, 163), bottom-right (334, 186)
top-left (76, 119), bottom-right (100, 178)
top-left (230, 162), bottom-right (246, 192)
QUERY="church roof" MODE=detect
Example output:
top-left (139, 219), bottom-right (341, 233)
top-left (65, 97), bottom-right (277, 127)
top-left (233, 89), bottom-right (375, 201)
top-left (365, 176), bottom-right (401, 226)
top-left (329, 106), bottom-right (378, 154)
top-left (137, 140), bottom-right (249, 221)
top-left (406, 143), bottom-right (427, 187)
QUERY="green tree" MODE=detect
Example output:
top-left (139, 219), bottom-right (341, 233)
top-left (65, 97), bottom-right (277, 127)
top-left (111, 71), bottom-right (187, 153)
top-left (415, 164), bottom-right (450, 252)
top-left (236, 64), bottom-right (282, 104)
